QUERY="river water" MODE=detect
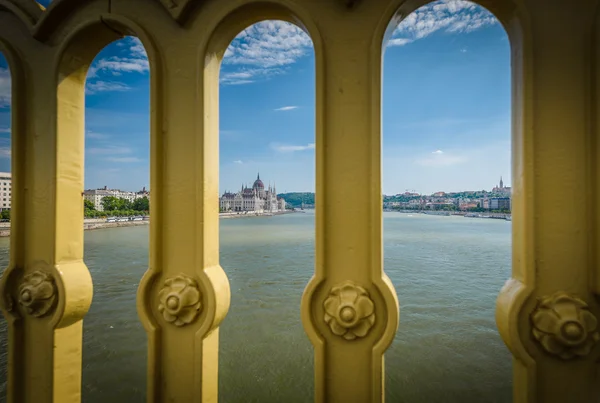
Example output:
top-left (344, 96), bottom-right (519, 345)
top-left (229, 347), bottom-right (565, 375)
top-left (0, 211), bottom-right (512, 402)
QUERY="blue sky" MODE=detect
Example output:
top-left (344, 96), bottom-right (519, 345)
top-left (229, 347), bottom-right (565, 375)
top-left (0, 0), bottom-right (510, 195)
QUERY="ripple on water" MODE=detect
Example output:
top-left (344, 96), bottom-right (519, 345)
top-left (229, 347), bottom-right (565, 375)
top-left (0, 213), bottom-right (512, 403)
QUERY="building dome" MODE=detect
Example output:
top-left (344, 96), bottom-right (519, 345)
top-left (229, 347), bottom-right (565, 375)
top-left (253, 173), bottom-right (264, 189)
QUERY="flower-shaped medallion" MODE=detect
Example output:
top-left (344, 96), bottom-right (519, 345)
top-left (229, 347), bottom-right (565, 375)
top-left (531, 292), bottom-right (600, 360)
top-left (323, 281), bottom-right (375, 340)
top-left (158, 275), bottom-right (202, 327)
top-left (18, 271), bottom-right (57, 317)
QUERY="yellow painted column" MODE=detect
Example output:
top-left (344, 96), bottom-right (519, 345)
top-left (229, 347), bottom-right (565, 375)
top-left (301, 4), bottom-right (399, 402)
top-left (496, 1), bottom-right (600, 402)
top-left (596, 6), bottom-right (600, 300)
top-left (0, 20), bottom-right (93, 403)
top-left (135, 33), bottom-right (230, 402)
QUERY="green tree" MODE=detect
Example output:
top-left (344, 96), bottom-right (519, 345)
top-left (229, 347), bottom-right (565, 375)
top-left (84, 209), bottom-right (99, 218)
top-left (276, 192), bottom-right (315, 208)
top-left (132, 196), bottom-right (149, 211)
top-left (84, 199), bottom-right (95, 211)
top-left (119, 198), bottom-right (132, 210)
top-left (0, 209), bottom-right (10, 220)
top-left (101, 196), bottom-right (120, 211)
top-left (101, 196), bottom-right (132, 211)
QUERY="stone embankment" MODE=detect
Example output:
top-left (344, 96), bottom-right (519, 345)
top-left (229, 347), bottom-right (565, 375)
top-left (219, 210), bottom-right (295, 219)
top-left (0, 211), bottom-right (297, 237)
top-left (0, 218), bottom-right (149, 237)
top-left (83, 219), bottom-right (149, 231)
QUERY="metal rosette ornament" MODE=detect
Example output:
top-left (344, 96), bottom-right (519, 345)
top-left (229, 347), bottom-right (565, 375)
top-left (158, 274), bottom-right (202, 327)
top-left (531, 292), bottom-right (600, 360)
top-left (323, 281), bottom-right (376, 341)
top-left (18, 271), bottom-right (57, 318)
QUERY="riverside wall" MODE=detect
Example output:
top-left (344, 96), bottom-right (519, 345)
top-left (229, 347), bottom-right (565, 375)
top-left (0, 219), bottom-right (150, 237)
top-left (0, 211), bottom-right (298, 237)
top-left (218, 210), bottom-right (296, 219)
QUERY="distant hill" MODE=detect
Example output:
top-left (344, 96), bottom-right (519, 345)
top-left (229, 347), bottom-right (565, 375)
top-left (277, 192), bottom-right (315, 208)
top-left (280, 191), bottom-right (503, 208)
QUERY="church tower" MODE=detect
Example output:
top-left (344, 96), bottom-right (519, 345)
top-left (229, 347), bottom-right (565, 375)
top-left (499, 176), bottom-right (504, 189)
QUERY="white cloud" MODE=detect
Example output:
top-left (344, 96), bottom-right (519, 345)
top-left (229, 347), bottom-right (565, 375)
top-left (233, 160), bottom-right (243, 164)
top-left (0, 128), bottom-right (10, 133)
top-left (105, 156), bottom-right (142, 163)
top-left (86, 37), bottom-right (148, 93)
top-left (275, 106), bottom-right (298, 111)
top-left (86, 131), bottom-right (110, 140)
top-left (219, 69), bottom-right (277, 85)
top-left (415, 150), bottom-right (466, 167)
top-left (128, 37), bottom-right (147, 58)
top-left (460, 48), bottom-right (468, 53)
top-left (87, 145), bottom-right (143, 163)
top-left (92, 57), bottom-right (149, 74)
top-left (221, 21), bottom-right (312, 85)
top-left (218, 3), bottom-right (496, 83)
top-left (388, 38), bottom-right (414, 47)
top-left (0, 68), bottom-right (10, 108)
top-left (271, 143), bottom-right (315, 152)
top-left (86, 81), bottom-right (131, 94)
top-left (87, 146), bottom-right (132, 155)
top-left (224, 21), bottom-right (312, 67)
top-left (220, 66), bottom-right (287, 85)
top-left (221, 78), bottom-right (254, 85)
top-left (388, 0), bottom-right (498, 47)
top-left (382, 142), bottom-right (510, 194)
top-left (221, 71), bottom-right (254, 80)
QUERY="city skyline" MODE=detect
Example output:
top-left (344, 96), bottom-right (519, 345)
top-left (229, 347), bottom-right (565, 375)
top-left (0, 0), bottom-right (510, 195)
top-left (78, 173), bottom-right (511, 196)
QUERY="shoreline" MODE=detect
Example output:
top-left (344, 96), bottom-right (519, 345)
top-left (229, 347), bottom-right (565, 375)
top-left (0, 209), bottom-right (510, 238)
top-left (384, 209), bottom-right (511, 220)
top-left (0, 210), bottom-right (299, 237)
top-left (218, 210), bottom-right (296, 219)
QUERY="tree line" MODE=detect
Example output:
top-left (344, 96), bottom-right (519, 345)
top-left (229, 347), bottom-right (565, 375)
top-left (84, 196), bottom-right (149, 218)
top-left (276, 192), bottom-right (314, 208)
top-left (0, 196), bottom-right (151, 221)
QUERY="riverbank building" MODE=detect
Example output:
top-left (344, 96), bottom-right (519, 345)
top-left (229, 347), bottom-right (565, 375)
top-left (220, 174), bottom-right (286, 212)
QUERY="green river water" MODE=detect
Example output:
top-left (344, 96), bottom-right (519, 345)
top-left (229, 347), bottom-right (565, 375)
top-left (0, 211), bottom-right (512, 402)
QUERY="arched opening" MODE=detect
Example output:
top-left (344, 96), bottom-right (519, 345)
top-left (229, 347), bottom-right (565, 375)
top-left (0, 49), bottom-right (13, 403)
top-left (57, 23), bottom-right (151, 402)
top-left (216, 19), bottom-right (316, 402)
top-left (382, 1), bottom-right (511, 401)
top-left (81, 35), bottom-right (150, 402)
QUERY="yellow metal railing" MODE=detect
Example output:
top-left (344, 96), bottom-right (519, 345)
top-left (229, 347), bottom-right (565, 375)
top-left (0, 0), bottom-right (599, 402)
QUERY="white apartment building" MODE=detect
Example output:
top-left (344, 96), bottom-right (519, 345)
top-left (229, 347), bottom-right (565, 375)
top-left (83, 186), bottom-right (149, 211)
top-left (0, 172), bottom-right (11, 211)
